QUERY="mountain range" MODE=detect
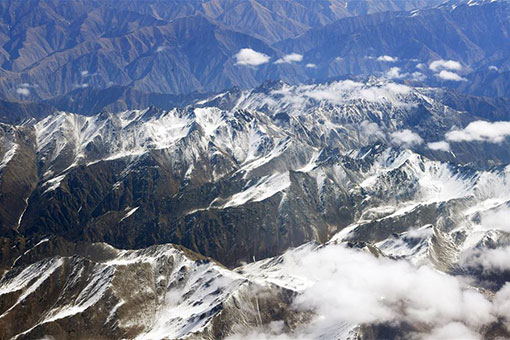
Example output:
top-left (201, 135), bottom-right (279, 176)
top-left (0, 0), bottom-right (508, 112)
top-left (2, 1), bottom-right (510, 339)
top-left (2, 78), bottom-right (510, 337)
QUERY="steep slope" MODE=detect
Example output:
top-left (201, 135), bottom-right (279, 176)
top-left (457, 69), bottom-right (510, 98)
top-left (199, 0), bottom-right (444, 44)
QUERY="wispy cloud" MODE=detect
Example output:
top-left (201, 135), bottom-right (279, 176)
top-left (411, 71), bottom-right (427, 81)
top-left (275, 53), bottom-right (303, 64)
top-left (461, 245), bottom-right (510, 273)
top-left (446, 121), bottom-right (510, 143)
top-left (427, 141), bottom-right (450, 152)
top-left (270, 80), bottom-right (412, 110)
top-left (391, 129), bottom-right (423, 147)
top-left (416, 63), bottom-right (426, 70)
top-left (385, 67), bottom-right (406, 79)
top-left (385, 68), bottom-right (426, 82)
top-left (16, 82), bottom-right (34, 96)
top-left (493, 284), bottom-right (510, 328)
top-left (360, 120), bottom-right (385, 139)
top-left (426, 322), bottom-right (482, 340)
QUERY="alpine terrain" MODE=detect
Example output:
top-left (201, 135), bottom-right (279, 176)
top-left (1, 0), bottom-right (510, 339)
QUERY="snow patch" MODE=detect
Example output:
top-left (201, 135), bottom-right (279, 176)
top-left (224, 172), bottom-right (291, 208)
top-left (0, 142), bottom-right (17, 171)
top-left (120, 206), bottom-right (139, 222)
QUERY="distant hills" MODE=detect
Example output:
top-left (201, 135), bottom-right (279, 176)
top-left (0, 0), bottom-right (508, 115)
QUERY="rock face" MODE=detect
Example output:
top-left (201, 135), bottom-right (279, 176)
top-left (0, 0), bottom-right (508, 105)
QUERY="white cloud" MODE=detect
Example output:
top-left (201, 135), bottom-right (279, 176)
top-left (358, 82), bottom-right (411, 104)
top-left (270, 80), bottom-right (412, 110)
top-left (429, 59), bottom-right (463, 72)
top-left (81, 70), bottom-right (89, 77)
top-left (493, 283), bottom-right (510, 328)
top-left (360, 120), bottom-right (385, 139)
top-left (305, 63), bottom-right (317, 68)
top-left (411, 71), bottom-right (427, 81)
top-left (416, 63), bottom-right (426, 70)
top-left (334, 56), bottom-right (343, 62)
top-left (436, 70), bottom-right (467, 82)
top-left (156, 46), bottom-right (168, 53)
top-left (460, 245), bottom-right (510, 273)
top-left (488, 65), bottom-right (499, 71)
top-left (391, 129), bottom-right (423, 147)
top-left (479, 206), bottom-right (510, 232)
top-left (425, 322), bottom-right (481, 340)
top-left (234, 48), bottom-right (270, 66)
top-left (377, 55), bottom-right (398, 62)
top-left (275, 53), bottom-right (303, 64)
top-left (458, 208), bottom-right (510, 274)
top-left (385, 67), bottom-right (406, 79)
top-left (16, 87), bottom-right (30, 96)
top-left (427, 141), bottom-right (450, 152)
top-left (445, 121), bottom-right (510, 144)
top-left (231, 241), bottom-right (510, 339)
top-left (256, 244), bottom-right (494, 339)
top-left (226, 321), bottom-right (294, 340)
top-left (384, 68), bottom-right (426, 81)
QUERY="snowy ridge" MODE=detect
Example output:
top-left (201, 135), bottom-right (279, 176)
top-left (0, 141), bottom-right (17, 171)
top-left (35, 108), bottom-right (194, 176)
top-left (223, 172), bottom-right (290, 208)
top-left (0, 244), bottom-right (252, 339)
top-left (360, 148), bottom-right (477, 204)
top-left (4, 140), bottom-right (510, 338)
top-left (0, 257), bottom-right (63, 299)
top-left (28, 101), bottom-right (510, 268)
top-left (29, 79), bottom-right (468, 185)
top-left (25, 79), bottom-right (474, 207)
